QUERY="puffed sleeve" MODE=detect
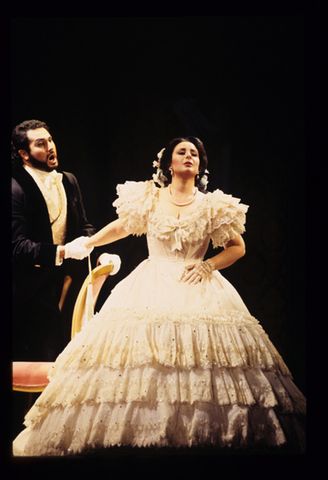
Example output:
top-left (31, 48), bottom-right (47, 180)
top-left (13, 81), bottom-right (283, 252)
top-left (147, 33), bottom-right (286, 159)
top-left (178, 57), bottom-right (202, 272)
top-left (207, 189), bottom-right (249, 248)
top-left (112, 180), bottom-right (157, 236)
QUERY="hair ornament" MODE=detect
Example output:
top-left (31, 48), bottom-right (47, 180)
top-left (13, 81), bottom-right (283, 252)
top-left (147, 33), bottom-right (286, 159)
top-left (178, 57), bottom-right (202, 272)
top-left (199, 169), bottom-right (209, 190)
top-left (152, 148), bottom-right (167, 187)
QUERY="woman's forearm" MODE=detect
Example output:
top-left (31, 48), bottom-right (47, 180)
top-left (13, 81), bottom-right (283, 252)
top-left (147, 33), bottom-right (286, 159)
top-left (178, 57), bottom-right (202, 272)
top-left (210, 246), bottom-right (245, 270)
top-left (84, 219), bottom-right (130, 248)
top-left (209, 235), bottom-right (246, 270)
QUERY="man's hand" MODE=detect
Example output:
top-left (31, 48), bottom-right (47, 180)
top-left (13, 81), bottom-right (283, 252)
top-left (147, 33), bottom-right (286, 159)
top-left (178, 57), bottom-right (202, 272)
top-left (64, 237), bottom-right (94, 260)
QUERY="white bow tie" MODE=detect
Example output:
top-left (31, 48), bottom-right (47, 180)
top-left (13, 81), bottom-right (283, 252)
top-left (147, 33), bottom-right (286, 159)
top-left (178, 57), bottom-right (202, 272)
top-left (44, 171), bottom-right (63, 189)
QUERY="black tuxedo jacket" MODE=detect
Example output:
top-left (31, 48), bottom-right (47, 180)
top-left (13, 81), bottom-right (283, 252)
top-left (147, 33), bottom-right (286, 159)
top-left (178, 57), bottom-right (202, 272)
top-left (12, 166), bottom-right (96, 312)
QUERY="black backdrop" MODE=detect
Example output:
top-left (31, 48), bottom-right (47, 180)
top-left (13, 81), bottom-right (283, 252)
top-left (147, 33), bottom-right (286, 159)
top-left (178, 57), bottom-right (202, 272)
top-left (11, 16), bottom-right (305, 394)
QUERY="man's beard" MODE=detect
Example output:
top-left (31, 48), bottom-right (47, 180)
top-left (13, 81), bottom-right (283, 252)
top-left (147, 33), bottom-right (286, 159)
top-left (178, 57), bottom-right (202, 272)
top-left (27, 152), bottom-right (59, 172)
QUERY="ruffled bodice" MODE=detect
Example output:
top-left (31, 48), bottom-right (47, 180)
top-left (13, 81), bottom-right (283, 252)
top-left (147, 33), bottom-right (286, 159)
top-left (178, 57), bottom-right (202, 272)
top-left (114, 180), bottom-right (248, 258)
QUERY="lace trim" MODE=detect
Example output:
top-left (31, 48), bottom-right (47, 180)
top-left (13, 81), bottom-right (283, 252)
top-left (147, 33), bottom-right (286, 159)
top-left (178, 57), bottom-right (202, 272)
top-left (18, 308), bottom-right (307, 432)
top-left (15, 401), bottom-right (305, 456)
top-left (25, 362), bottom-right (305, 429)
top-left (149, 189), bottom-right (248, 248)
top-left (113, 181), bottom-right (248, 247)
top-left (47, 309), bottom-right (289, 374)
top-left (113, 180), bottom-right (158, 236)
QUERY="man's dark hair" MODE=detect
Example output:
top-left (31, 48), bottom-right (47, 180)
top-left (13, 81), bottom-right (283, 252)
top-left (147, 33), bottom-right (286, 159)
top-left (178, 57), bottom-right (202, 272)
top-left (11, 120), bottom-right (49, 167)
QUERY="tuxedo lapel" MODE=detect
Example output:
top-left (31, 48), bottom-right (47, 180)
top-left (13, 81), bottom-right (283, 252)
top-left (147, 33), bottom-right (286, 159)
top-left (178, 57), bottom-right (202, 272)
top-left (61, 171), bottom-right (77, 242)
top-left (61, 171), bottom-right (73, 206)
top-left (12, 167), bottom-right (52, 241)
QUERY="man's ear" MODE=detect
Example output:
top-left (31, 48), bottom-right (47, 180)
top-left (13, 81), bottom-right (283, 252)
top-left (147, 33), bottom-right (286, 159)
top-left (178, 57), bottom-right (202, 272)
top-left (18, 149), bottom-right (30, 166)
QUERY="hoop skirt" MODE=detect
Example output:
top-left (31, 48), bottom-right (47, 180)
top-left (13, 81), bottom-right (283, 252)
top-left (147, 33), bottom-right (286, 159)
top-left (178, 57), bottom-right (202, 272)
top-left (13, 180), bottom-right (306, 455)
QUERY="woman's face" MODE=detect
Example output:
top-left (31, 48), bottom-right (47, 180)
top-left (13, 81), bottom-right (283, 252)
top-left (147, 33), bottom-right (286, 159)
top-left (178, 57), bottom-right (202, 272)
top-left (170, 141), bottom-right (200, 178)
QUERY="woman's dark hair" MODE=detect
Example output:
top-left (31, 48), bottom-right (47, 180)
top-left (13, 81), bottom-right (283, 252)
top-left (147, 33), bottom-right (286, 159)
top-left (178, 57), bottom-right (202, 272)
top-left (159, 136), bottom-right (209, 193)
top-left (11, 119), bottom-right (49, 167)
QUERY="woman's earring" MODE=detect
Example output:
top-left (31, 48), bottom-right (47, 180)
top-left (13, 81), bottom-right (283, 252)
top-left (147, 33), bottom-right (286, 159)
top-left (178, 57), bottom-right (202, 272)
top-left (169, 167), bottom-right (173, 175)
top-left (196, 173), bottom-right (200, 180)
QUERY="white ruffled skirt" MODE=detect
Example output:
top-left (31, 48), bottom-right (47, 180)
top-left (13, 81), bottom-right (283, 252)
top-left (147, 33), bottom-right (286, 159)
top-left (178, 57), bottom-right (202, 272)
top-left (13, 258), bottom-right (306, 455)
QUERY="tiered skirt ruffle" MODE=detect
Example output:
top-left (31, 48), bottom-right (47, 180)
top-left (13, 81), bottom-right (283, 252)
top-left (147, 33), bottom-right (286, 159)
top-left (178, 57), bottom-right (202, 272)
top-left (13, 308), bottom-right (306, 456)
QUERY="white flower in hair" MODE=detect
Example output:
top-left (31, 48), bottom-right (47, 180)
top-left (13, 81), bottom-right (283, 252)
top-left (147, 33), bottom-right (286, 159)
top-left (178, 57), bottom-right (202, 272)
top-left (199, 169), bottom-right (209, 190)
top-left (157, 148), bottom-right (165, 160)
top-left (152, 148), bottom-right (167, 187)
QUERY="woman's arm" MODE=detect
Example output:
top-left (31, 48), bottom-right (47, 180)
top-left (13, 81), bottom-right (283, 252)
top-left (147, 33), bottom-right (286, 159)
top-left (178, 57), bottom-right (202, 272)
top-left (58, 219), bottom-right (130, 260)
top-left (181, 234), bottom-right (245, 284)
top-left (84, 218), bottom-right (130, 248)
top-left (209, 234), bottom-right (246, 270)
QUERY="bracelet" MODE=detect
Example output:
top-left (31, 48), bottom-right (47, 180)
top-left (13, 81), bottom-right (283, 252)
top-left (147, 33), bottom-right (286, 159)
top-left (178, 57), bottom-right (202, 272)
top-left (203, 258), bottom-right (215, 272)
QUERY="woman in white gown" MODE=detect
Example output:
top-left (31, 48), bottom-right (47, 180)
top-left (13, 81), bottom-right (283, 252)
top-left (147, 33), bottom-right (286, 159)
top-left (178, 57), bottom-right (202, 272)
top-left (13, 137), bottom-right (306, 455)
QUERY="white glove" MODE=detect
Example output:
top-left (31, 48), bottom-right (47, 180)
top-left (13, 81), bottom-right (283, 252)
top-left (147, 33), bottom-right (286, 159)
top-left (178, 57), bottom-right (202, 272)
top-left (64, 237), bottom-right (94, 260)
top-left (97, 253), bottom-right (121, 275)
top-left (180, 259), bottom-right (215, 285)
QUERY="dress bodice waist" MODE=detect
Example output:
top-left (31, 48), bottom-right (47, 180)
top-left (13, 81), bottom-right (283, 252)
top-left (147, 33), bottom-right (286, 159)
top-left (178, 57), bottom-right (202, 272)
top-left (148, 254), bottom-right (190, 264)
top-left (146, 233), bottom-right (210, 265)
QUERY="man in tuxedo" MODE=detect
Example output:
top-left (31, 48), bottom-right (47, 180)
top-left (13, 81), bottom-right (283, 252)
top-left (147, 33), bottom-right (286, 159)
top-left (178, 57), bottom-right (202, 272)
top-left (12, 119), bottom-right (96, 362)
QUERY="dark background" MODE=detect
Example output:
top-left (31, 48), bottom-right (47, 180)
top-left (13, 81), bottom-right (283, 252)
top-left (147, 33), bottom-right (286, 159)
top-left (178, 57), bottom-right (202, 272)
top-left (10, 16), bottom-right (305, 394)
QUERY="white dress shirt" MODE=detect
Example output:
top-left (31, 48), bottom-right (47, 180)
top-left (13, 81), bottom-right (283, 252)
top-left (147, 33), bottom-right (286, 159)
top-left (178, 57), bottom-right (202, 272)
top-left (23, 165), bottom-right (67, 265)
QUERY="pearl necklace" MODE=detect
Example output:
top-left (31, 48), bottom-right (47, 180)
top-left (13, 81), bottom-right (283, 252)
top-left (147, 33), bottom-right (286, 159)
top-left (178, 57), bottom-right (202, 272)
top-left (169, 185), bottom-right (198, 206)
